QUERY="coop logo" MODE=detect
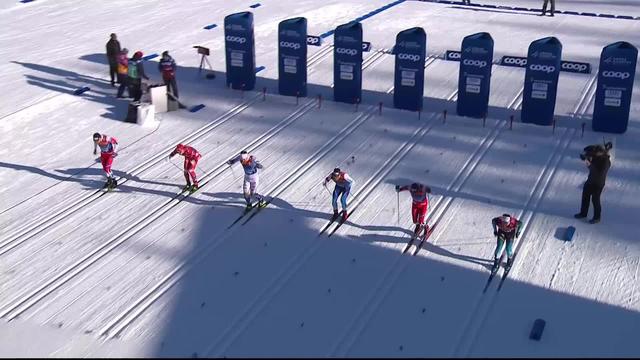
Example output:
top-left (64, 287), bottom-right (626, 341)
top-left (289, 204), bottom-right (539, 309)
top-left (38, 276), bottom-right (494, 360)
top-left (561, 62), bottom-right (589, 72)
top-left (307, 35), bottom-right (321, 46)
top-left (463, 59), bottom-right (487, 68)
top-left (398, 53), bottom-right (420, 61)
top-left (502, 56), bottom-right (527, 67)
top-left (602, 71), bottom-right (630, 79)
top-left (279, 41), bottom-right (301, 50)
top-left (529, 64), bottom-right (556, 73)
top-left (446, 51), bottom-right (461, 61)
top-left (336, 47), bottom-right (357, 56)
top-left (226, 36), bottom-right (247, 44)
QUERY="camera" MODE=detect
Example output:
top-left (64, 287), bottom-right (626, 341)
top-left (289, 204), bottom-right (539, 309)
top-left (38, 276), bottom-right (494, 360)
top-left (193, 45), bottom-right (210, 56)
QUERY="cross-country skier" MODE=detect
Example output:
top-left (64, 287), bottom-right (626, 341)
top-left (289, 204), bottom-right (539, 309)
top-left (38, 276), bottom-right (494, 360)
top-left (92, 132), bottom-right (118, 189)
top-left (169, 144), bottom-right (202, 192)
top-left (323, 167), bottom-right (354, 222)
top-left (491, 213), bottom-right (523, 270)
top-left (395, 182), bottom-right (432, 236)
top-left (227, 150), bottom-right (265, 210)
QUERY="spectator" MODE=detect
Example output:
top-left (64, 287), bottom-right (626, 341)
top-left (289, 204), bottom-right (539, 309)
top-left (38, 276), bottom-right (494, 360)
top-left (574, 142), bottom-right (612, 224)
top-left (159, 51), bottom-right (179, 98)
top-left (105, 33), bottom-right (121, 86)
top-left (116, 48), bottom-right (130, 98)
top-left (541, 0), bottom-right (555, 16)
top-left (127, 51), bottom-right (149, 102)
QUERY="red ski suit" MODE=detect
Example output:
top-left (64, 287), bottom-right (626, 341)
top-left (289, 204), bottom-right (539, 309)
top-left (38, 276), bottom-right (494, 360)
top-left (171, 144), bottom-right (201, 185)
top-left (96, 135), bottom-right (118, 177)
top-left (398, 184), bottom-right (431, 225)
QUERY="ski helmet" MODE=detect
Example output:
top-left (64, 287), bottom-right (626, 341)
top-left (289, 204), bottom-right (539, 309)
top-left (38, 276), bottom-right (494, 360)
top-left (134, 51), bottom-right (143, 59)
top-left (333, 167), bottom-right (341, 175)
top-left (92, 132), bottom-right (101, 141)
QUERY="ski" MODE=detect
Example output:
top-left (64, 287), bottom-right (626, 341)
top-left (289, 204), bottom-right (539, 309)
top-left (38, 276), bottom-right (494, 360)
top-left (328, 211), bottom-right (349, 237)
top-left (241, 198), bottom-right (269, 226)
top-left (496, 255), bottom-right (515, 291)
top-left (401, 236), bottom-right (416, 254)
top-left (412, 223), bottom-right (436, 256)
top-left (482, 253), bottom-right (504, 293)
top-left (227, 204), bottom-right (256, 229)
top-left (318, 213), bottom-right (340, 236)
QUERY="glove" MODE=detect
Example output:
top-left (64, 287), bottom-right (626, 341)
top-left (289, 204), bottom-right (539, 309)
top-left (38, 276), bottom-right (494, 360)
top-left (226, 160), bottom-right (233, 165)
top-left (493, 231), bottom-right (498, 236)
top-left (426, 186), bottom-right (432, 193)
top-left (112, 152), bottom-right (118, 158)
top-left (516, 231), bottom-right (521, 238)
top-left (93, 150), bottom-right (97, 155)
top-left (395, 185), bottom-right (400, 192)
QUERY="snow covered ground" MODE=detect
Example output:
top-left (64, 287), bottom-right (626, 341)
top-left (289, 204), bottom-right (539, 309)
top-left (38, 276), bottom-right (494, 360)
top-left (1, 0), bottom-right (639, 357)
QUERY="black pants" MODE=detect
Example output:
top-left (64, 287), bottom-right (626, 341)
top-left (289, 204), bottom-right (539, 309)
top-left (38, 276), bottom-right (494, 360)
top-left (130, 78), bottom-right (142, 102)
top-left (542, 0), bottom-right (555, 14)
top-left (580, 182), bottom-right (604, 220)
top-left (116, 74), bottom-right (129, 97)
top-left (164, 78), bottom-right (179, 98)
top-left (108, 59), bottom-right (118, 84)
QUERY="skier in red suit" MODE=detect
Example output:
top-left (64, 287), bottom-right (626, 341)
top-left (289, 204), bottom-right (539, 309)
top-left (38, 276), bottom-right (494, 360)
top-left (169, 144), bottom-right (202, 192)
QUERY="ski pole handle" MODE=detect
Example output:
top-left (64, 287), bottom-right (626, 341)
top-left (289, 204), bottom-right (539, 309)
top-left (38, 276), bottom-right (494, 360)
top-left (323, 182), bottom-right (332, 196)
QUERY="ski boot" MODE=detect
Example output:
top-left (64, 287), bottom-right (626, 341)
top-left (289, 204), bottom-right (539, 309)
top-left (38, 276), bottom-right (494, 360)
top-left (189, 183), bottom-right (199, 194)
top-left (413, 224), bottom-right (423, 238)
top-left (103, 178), bottom-right (111, 189)
top-left (340, 210), bottom-right (348, 223)
top-left (109, 177), bottom-right (118, 189)
top-left (182, 183), bottom-right (192, 192)
top-left (588, 218), bottom-right (600, 224)
top-left (245, 202), bottom-right (253, 212)
top-left (505, 257), bottom-right (514, 271)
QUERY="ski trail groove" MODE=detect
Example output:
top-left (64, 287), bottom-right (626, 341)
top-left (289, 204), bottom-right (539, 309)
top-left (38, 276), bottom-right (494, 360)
top-left (91, 49), bottom-right (392, 339)
top-left (330, 88), bottom-right (524, 357)
top-left (0, 44), bottom-right (342, 254)
top-left (0, 98), bottom-right (321, 322)
top-left (453, 75), bottom-right (598, 357)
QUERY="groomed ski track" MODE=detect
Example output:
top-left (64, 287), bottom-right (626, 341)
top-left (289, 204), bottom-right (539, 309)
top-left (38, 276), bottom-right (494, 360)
top-left (1, 0), bottom-right (639, 357)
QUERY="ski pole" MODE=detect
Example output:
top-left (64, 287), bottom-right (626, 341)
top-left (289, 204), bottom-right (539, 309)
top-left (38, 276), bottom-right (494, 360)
top-left (228, 163), bottom-right (238, 178)
top-left (396, 189), bottom-right (400, 226)
top-left (323, 182), bottom-right (332, 196)
top-left (166, 157), bottom-right (183, 172)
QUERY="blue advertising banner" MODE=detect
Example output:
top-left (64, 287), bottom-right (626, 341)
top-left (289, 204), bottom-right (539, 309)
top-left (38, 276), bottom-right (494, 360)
top-left (456, 32), bottom-right (494, 118)
top-left (521, 37), bottom-right (562, 126)
top-left (224, 12), bottom-right (256, 90)
top-left (307, 35), bottom-right (322, 46)
top-left (500, 55), bottom-right (527, 68)
top-left (393, 27), bottom-right (427, 111)
top-left (446, 50), bottom-right (461, 61)
top-left (278, 17), bottom-right (308, 97)
top-left (592, 41), bottom-right (638, 134)
top-left (333, 22), bottom-right (363, 104)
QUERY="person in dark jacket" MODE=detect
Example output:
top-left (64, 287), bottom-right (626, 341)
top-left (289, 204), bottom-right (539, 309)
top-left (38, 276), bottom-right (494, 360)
top-left (575, 142), bottom-right (612, 224)
top-left (541, 0), bottom-right (555, 16)
top-left (158, 51), bottom-right (179, 98)
top-left (128, 51), bottom-right (150, 102)
top-left (106, 33), bottom-right (121, 86)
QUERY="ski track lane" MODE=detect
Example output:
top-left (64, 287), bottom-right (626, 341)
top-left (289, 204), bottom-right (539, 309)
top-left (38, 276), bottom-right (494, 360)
top-left (452, 76), bottom-right (598, 357)
top-left (101, 57), bottom-right (444, 350)
top-left (12, 50), bottom-right (392, 331)
top-left (0, 96), bottom-right (324, 322)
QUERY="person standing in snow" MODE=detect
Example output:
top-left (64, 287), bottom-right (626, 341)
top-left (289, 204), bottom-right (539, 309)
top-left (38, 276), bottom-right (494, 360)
top-left (491, 213), bottom-right (522, 271)
top-left (159, 51), bottom-right (179, 98)
top-left (128, 51), bottom-right (149, 102)
top-left (323, 167), bottom-right (354, 222)
top-left (169, 144), bottom-right (202, 193)
top-left (106, 33), bottom-right (121, 87)
top-left (227, 150), bottom-right (265, 210)
top-left (116, 48), bottom-right (130, 98)
top-left (92, 132), bottom-right (119, 189)
top-left (575, 142), bottom-right (612, 224)
top-left (541, 0), bottom-right (555, 16)
top-left (395, 182), bottom-right (431, 237)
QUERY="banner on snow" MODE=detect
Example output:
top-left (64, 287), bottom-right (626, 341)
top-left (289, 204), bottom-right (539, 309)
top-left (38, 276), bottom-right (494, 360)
top-left (456, 32), bottom-right (494, 118)
top-left (592, 41), bottom-right (638, 134)
top-left (224, 11), bottom-right (256, 90)
top-left (393, 27), bottom-right (427, 111)
top-left (333, 22), bottom-right (363, 104)
top-left (521, 37), bottom-right (562, 126)
top-left (278, 17), bottom-right (308, 97)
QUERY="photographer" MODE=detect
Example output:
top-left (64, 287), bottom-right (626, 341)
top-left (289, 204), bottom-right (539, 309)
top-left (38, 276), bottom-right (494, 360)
top-left (575, 142), bottom-right (612, 224)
